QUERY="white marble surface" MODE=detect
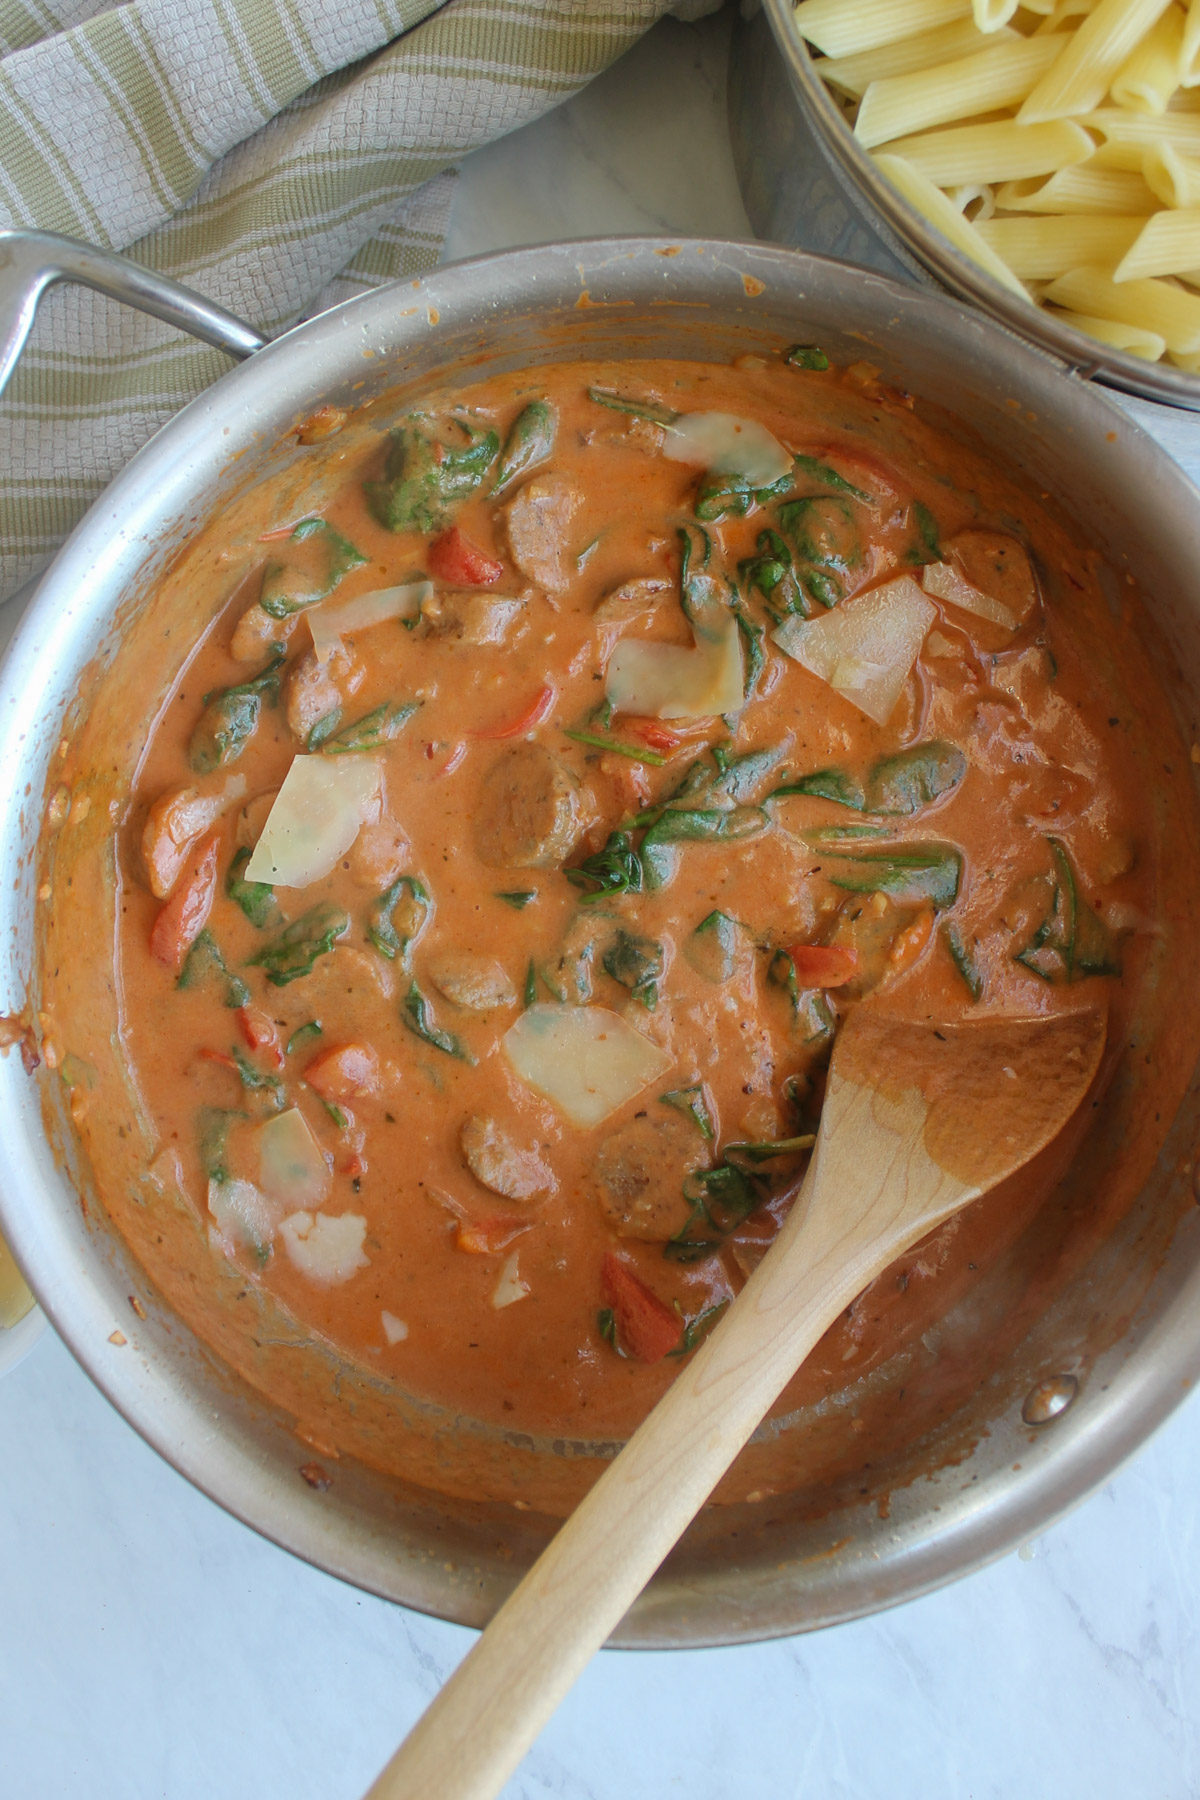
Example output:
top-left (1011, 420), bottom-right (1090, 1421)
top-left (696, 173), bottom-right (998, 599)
top-left (3, 9), bottom-right (1200, 1797)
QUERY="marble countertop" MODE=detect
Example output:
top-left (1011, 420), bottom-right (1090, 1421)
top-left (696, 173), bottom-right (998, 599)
top-left (4, 9), bottom-right (1200, 1796)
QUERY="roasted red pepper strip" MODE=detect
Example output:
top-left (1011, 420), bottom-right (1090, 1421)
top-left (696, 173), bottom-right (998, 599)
top-left (601, 1252), bottom-right (681, 1364)
top-left (150, 833), bottom-right (219, 974)
top-left (237, 1006), bottom-right (283, 1067)
top-left (786, 944), bottom-right (859, 989)
top-left (427, 525), bottom-right (504, 587)
top-left (475, 683), bottom-right (556, 740)
top-left (456, 1215), bottom-right (532, 1255)
top-left (305, 1041), bottom-right (380, 1102)
top-left (623, 718), bottom-right (683, 754)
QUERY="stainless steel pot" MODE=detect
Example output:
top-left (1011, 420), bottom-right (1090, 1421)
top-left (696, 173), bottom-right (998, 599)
top-left (2, 228), bottom-right (1200, 1647)
top-left (728, 0), bottom-right (1200, 413)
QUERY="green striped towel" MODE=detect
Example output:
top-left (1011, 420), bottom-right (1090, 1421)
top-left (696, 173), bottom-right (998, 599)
top-left (0, 0), bottom-right (687, 601)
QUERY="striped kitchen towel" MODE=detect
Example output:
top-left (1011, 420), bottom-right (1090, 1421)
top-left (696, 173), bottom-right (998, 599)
top-left (0, 0), bottom-right (692, 601)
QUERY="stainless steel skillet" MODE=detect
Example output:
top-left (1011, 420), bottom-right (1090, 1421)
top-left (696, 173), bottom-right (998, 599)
top-left (1, 227), bottom-right (1199, 1645)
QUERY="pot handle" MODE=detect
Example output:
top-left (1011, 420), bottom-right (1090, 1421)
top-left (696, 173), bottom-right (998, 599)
top-left (0, 228), bottom-right (269, 399)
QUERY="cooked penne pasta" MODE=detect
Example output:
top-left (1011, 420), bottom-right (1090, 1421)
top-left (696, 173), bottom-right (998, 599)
top-left (1182, 0), bottom-right (1200, 81)
top-left (873, 152), bottom-right (1030, 292)
top-left (1110, 2), bottom-right (1185, 111)
top-left (1127, 10), bottom-right (1188, 103)
top-left (1113, 205), bottom-right (1200, 278)
top-left (1167, 345), bottom-right (1200, 365)
top-left (975, 213), bottom-right (1144, 275)
top-left (1083, 104), bottom-right (1200, 163)
top-left (1019, 0), bottom-right (1174, 121)
top-left (1143, 140), bottom-right (1200, 202)
top-left (794, 0), bottom-right (1200, 370)
top-left (793, 0), bottom-right (972, 59)
top-left (1033, 0), bottom-right (1098, 26)
top-left (856, 33), bottom-right (1069, 146)
top-left (1044, 307), bottom-right (1167, 356)
top-left (948, 181), bottom-right (998, 217)
top-left (1044, 263), bottom-right (1200, 348)
top-left (974, 0), bottom-right (1019, 26)
top-left (995, 165), bottom-right (1159, 211)
top-left (817, 19), bottom-right (1009, 95)
top-left (884, 118), bottom-right (1092, 182)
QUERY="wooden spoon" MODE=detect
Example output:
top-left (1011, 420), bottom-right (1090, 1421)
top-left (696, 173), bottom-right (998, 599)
top-left (365, 1004), bottom-right (1106, 1800)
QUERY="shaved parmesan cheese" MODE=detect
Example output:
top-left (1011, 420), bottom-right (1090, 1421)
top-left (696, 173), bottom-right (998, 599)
top-left (258, 1108), bottom-right (331, 1210)
top-left (279, 1210), bottom-right (369, 1285)
top-left (381, 1310), bottom-right (409, 1344)
top-left (491, 1252), bottom-right (530, 1310)
top-left (662, 412), bottom-right (792, 487)
top-left (773, 576), bottom-right (935, 726)
top-left (244, 754), bottom-right (381, 887)
top-left (207, 1177), bottom-right (275, 1260)
top-left (606, 581), bottom-right (743, 720)
top-left (922, 562), bottom-right (1018, 633)
top-left (307, 581), bottom-right (430, 664)
top-left (503, 1004), bottom-right (674, 1129)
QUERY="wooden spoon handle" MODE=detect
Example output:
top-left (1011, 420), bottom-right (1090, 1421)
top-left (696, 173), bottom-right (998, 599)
top-left (364, 1184), bottom-right (872, 1800)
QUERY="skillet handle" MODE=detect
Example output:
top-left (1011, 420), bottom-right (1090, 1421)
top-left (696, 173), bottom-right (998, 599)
top-left (0, 228), bottom-right (268, 399)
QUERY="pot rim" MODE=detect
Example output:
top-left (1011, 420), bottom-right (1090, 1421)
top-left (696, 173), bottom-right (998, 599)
top-left (761, 0), bottom-right (1200, 414)
top-left (2, 233), bottom-right (1200, 1645)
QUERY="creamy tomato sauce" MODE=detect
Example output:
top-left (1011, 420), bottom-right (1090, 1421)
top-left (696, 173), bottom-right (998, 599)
top-left (36, 351), bottom-right (1200, 1511)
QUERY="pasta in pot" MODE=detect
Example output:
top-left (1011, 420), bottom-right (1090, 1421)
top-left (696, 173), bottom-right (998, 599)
top-left (795, 0), bottom-right (1200, 368)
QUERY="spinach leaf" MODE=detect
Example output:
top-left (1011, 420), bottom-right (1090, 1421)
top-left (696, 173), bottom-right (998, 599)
top-left (586, 386), bottom-right (679, 427)
top-left (786, 344), bottom-right (830, 371)
top-left (197, 1105), bottom-right (244, 1186)
top-left (641, 805), bottom-right (766, 845)
top-left (791, 453), bottom-right (871, 504)
top-left (731, 596), bottom-right (767, 699)
top-left (286, 1020), bottom-right (323, 1054)
top-left (906, 500), bottom-right (942, 566)
top-left (321, 700), bottom-right (418, 754)
top-left (364, 419), bottom-right (500, 533)
top-left (769, 767), bottom-right (866, 810)
top-left (178, 930), bottom-right (251, 1008)
top-left (777, 496), bottom-right (861, 609)
top-left (563, 726), bottom-right (666, 766)
top-left (666, 1163), bottom-right (759, 1261)
top-left (225, 846), bottom-right (277, 928)
top-left (496, 890), bottom-right (537, 910)
top-left (942, 921), bottom-right (984, 1000)
top-left (711, 740), bottom-right (789, 803)
top-left (767, 948), bottom-right (837, 1043)
top-left (829, 843), bottom-right (963, 909)
top-left (738, 528), bottom-right (803, 620)
top-left (682, 910), bottom-right (743, 984)
top-left (248, 903), bottom-right (348, 986)
top-left (802, 825), bottom-right (888, 845)
top-left (493, 399), bottom-right (556, 492)
top-left (695, 466), bottom-right (793, 523)
top-left (402, 981), bottom-right (474, 1062)
top-left (523, 959), bottom-right (538, 1009)
top-left (1014, 837), bottom-right (1120, 983)
top-left (566, 830), bottom-right (644, 904)
top-left (601, 928), bottom-right (664, 1010)
top-left (230, 1045), bottom-right (285, 1108)
top-left (188, 652), bottom-right (284, 775)
top-left (306, 708), bottom-right (343, 750)
top-left (640, 806), bottom-right (765, 891)
top-left (368, 875), bottom-right (431, 964)
top-left (865, 740), bottom-right (966, 815)
top-left (659, 1084), bottom-right (715, 1139)
top-left (665, 1135), bottom-right (813, 1262)
top-left (668, 1300), bottom-right (730, 1356)
top-left (259, 519), bottom-right (366, 619)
